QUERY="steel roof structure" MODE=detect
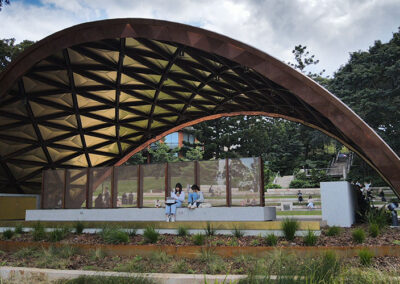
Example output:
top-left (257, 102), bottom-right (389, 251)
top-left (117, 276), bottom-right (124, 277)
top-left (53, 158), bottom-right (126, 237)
top-left (0, 19), bottom-right (399, 195)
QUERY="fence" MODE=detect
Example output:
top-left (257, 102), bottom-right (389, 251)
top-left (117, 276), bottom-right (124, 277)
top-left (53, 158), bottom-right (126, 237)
top-left (41, 157), bottom-right (265, 209)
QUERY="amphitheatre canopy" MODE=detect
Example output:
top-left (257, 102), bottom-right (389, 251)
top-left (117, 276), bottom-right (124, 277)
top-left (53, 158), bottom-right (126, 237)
top-left (0, 19), bottom-right (399, 195)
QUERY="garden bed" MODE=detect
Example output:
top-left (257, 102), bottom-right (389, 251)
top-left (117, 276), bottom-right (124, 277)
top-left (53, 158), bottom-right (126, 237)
top-left (0, 225), bottom-right (398, 248)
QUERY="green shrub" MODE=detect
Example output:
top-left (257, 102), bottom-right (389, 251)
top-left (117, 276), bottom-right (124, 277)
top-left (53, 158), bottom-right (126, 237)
top-left (127, 228), bottom-right (138, 237)
top-left (303, 230), bottom-right (318, 246)
top-left (352, 228), bottom-right (366, 244)
top-left (101, 227), bottom-right (129, 244)
top-left (231, 226), bottom-right (244, 238)
top-left (48, 227), bottom-right (70, 242)
top-left (369, 223), bottom-right (379, 238)
top-left (192, 233), bottom-right (205, 245)
top-left (326, 226), bottom-right (341, 237)
top-left (2, 229), bottom-right (14, 240)
top-left (264, 234), bottom-right (278, 246)
top-left (289, 179), bottom-right (314, 188)
top-left (281, 218), bottom-right (299, 241)
top-left (32, 222), bottom-right (46, 241)
top-left (14, 224), bottom-right (24, 234)
top-left (143, 226), bottom-right (159, 244)
top-left (75, 222), bottom-right (84, 234)
top-left (204, 222), bottom-right (216, 236)
top-left (358, 249), bottom-right (374, 266)
top-left (177, 226), bottom-right (188, 237)
top-left (306, 251), bottom-right (341, 283)
top-left (364, 206), bottom-right (390, 229)
top-left (265, 183), bottom-right (282, 189)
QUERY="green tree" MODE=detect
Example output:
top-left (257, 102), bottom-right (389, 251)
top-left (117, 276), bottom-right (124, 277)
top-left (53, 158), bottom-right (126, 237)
top-left (288, 44), bottom-right (327, 81)
top-left (183, 145), bottom-right (204, 161)
top-left (148, 142), bottom-right (179, 163)
top-left (329, 28), bottom-right (400, 155)
top-left (126, 152), bottom-right (146, 165)
top-left (0, 38), bottom-right (34, 71)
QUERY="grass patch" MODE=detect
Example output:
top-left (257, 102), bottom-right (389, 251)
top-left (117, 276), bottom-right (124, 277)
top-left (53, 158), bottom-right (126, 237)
top-left (143, 226), bottom-right (159, 244)
top-left (114, 255), bottom-right (145, 273)
top-left (303, 229), bottom-right (318, 246)
top-left (48, 226), bottom-right (70, 242)
top-left (325, 225), bottom-right (341, 236)
top-left (177, 226), bottom-right (188, 237)
top-left (2, 229), bottom-right (14, 240)
top-left (127, 228), bottom-right (138, 237)
top-left (281, 218), bottom-right (299, 241)
top-left (14, 223), bottom-right (24, 234)
top-left (204, 222), bottom-right (216, 236)
top-left (359, 249), bottom-right (374, 266)
top-left (32, 222), bottom-right (46, 241)
top-left (369, 223), bottom-right (380, 238)
top-left (192, 233), bottom-right (206, 245)
top-left (90, 248), bottom-right (106, 261)
top-left (264, 234), bottom-right (278, 246)
top-left (352, 228), bottom-right (366, 244)
top-left (231, 226), bottom-right (244, 238)
top-left (75, 221), bottom-right (85, 234)
top-left (100, 227), bottom-right (129, 244)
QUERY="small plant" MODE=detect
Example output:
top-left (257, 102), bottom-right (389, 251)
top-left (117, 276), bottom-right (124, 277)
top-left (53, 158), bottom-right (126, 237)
top-left (264, 233), bottom-right (278, 246)
top-left (250, 238), bottom-right (260, 246)
top-left (369, 223), bottom-right (379, 238)
top-left (75, 221), bottom-right (84, 234)
top-left (231, 226), bottom-right (244, 238)
top-left (14, 224), bottom-right (24, 234)
top-left (228, 237), bottom-right (239, 246)
top-left (326, 226), bottom-right (341, 237)
top-left (90, 248), bottom-right (106, 261)
top-left (303, 229), bottom-right (318, 246)
top-left (2, 229), bottom-right (14, 240)
top-left (48, 227), bottom-right (70, 242)
top-left (32, 222), bottom-right (46, 241)
top-left (101, 227), bottom-right (129, 244)
top-left (352, 228), bottom-right (366, 244)
top-left (127, 228), bottom-right (138, 237)
top-left (281, 218), bottom-right (299, 241)
top-left (204, 222), bottom-right (216, 236)
top-left (143, 226), bottom-right (159, 244)
top-left (192, 233), bottom-right (205, 245)
top-left (364, 206), bottom-right (390, 229)
top-left (177, 226), bottom-right (188, 237)
top-left (358, 249), bottom-right (374, 266)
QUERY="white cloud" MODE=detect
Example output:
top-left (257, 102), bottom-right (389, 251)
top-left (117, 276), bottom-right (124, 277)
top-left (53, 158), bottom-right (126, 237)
top-left (0, 0), bottom-right (399, 75)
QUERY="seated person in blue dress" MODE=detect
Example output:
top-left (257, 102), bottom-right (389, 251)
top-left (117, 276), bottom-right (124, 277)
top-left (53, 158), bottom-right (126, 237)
top-left (165, 183), bottom-right (185, 222)
top-left (188, 184), bottom-right (204, 209)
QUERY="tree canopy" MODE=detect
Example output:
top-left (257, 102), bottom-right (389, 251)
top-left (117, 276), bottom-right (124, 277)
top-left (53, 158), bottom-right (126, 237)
top-left (0, 38), bottom-right (34, 71)
top-left (329, 28), bottom-right (400, 155)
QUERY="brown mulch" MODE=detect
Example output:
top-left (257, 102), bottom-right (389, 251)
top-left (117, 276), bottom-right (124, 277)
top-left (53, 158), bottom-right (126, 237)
top-left (4, 224), bottom-right (400, 247)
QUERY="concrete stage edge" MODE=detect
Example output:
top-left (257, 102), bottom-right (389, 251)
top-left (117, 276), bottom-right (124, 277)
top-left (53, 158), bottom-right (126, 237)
top-left (26, 207), bottom-right (277, 222)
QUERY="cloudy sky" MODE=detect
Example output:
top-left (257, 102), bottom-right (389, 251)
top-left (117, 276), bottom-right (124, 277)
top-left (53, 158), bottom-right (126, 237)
top-left (1, 0), bottom-right (399, 75)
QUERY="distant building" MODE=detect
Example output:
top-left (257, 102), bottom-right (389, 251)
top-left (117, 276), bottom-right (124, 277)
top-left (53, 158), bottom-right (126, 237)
top-left (147, 127), bottom-right (198, 162)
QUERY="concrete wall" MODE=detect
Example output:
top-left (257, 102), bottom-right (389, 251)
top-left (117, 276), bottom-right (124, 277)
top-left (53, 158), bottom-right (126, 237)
top-left (0, 194), bottom-right (40, 220)
top-left (320, 181), bottom-right (356, 227)
top-left (26, 207), bottom-right (276, 222)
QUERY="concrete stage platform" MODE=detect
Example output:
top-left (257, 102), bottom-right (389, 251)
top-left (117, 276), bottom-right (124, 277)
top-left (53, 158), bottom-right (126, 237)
top-left (26, 207), bottom-right (276, 222)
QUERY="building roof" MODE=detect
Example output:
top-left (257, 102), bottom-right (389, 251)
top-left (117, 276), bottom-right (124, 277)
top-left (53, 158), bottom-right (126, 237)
top-left (0, 18), bottom-right (399, 195)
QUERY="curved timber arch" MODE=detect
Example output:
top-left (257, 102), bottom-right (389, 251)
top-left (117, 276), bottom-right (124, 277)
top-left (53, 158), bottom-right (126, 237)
top-left (0, 18), bottom-right (399, 196)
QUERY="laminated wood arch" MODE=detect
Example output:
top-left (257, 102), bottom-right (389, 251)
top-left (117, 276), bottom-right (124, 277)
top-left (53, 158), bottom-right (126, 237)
top-left (0, 18), bottom-right (399, 195)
